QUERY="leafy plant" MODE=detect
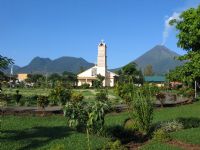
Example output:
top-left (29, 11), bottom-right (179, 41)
top-left (160, 120), bottom-right (183, 132)
top-left (63, 96), bottom-right (88, 131)
top-left (80, 83), bottom-right (90, 89)
top-left (123, 118), bottom-right (139, 131)
top-left (71, 92), bottom-right (84, 102)
top-left (102, 140), bottom-right (127, 150)
top-left (87, 101), bottom-right (109, 133)
top-left (37, 95), bottom-right (49, 110)
top-left (152, 129), bottom-right (171, 142)
top-left (14, 90), bottom-right (22, 105)
top-left (49, 86), bottom-right (71, 105)
top-left (95, 89), bottom-right (108, 102)
top-left (131, 89), bottom-right (154, 135)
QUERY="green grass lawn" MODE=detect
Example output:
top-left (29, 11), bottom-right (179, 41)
top-left (1, 89), bottom-right (200, 149)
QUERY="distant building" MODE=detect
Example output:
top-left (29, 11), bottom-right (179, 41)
top-left (17, 73), bottom-right (28, 82)
top-left (77, 41), bottom-right (118, 87)
top-left (144, 76), bottom-right (166, 87)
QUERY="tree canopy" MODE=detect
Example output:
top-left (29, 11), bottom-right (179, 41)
top-left (167, 5), bottom-right (200, 85)
top-left (118, 63), bottom-right (144, 84)
top-left (0, 55), bottom-right (13, 70)
top-left (170, 5), bottom-right (200, 52)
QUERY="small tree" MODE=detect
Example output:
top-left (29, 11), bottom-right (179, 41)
top-left (14, 90), bottom-right (22, 105)
top-left (37, 96), bottom-right (49, 115)
top-left (93, 74), bottom-right (105, 88)
top-left (156, 92), bottom-right (166, 108)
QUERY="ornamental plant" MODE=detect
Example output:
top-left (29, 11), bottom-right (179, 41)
top-left (37, 95), bottom-right (49, 110)
top-left (14, 90), bottom-right (22, 105)
top-left (49, 85), bottom-right (71, 106)
top-left (131, 88), bottom-right (154, 135)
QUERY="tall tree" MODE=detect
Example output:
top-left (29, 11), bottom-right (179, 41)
top-left (168, 5), bottom-right (200, 84)
top-left (0, 55), bottom-right (13, 70)
top-left (170, 5), bottom-right (200, 52)
top-left (118, 63), bottom-right (143, 84)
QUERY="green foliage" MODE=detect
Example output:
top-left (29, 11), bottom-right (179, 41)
top-left (95, 89), bottom-right (108, 102)
top-left (118, 62), bottom-right (144, 84)
top-left (92, 74), bottom-right (105, 88)
top-left (152, 129), bottom-right (171, 142)
top-left (87, 101), bottom-right (109, 133)
top-left (71, 92), bottom-right (84, 102)
top-left (170, 5), bottom-right (200, 52)
top-left (0, 55), bottom-right (13, 70)
top-left (80, 83), bottom-right (90, 89)
top-left (49, 85), bottom-right (71, 105)
top-left (37, 95), bottom-right (49, 109)
top-left (177, 117), bottom-right (200, 129)
top-left (168, 5), bottom-right (200, 85)
top-left (160, 120), bottom-right (183, 132)
top-left (123, 118), bottom-right (139, 131)
top-left (177, 87), bottom-right (195, 98)
top-left (114, 83), bottom-right (135, 103)
top-left (25, 74), bottom-right (46, 88)
top-left (102, 140), bottom-right (127, 150)
top-left (14, 90), bottom-right (22, 105)
top-left (63, 90), bottom-right (109, 134)
top-left (0, 93), bottom-right (9, 107)
top-left (63, 94), bottom-right (88, 131)
top-left (131, 88), bottom-right (154, 134)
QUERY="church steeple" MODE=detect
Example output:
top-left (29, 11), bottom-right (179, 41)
top-left (97, 40), bottom-right (107, 68)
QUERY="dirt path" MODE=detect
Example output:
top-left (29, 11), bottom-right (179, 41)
top-left (168, 140), bottom-right (200, 150)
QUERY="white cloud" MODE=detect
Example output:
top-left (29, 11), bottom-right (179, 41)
top-left (161, 0), bottom-right (200, 45)
top-left (161, 12), bottom-right (180, 45)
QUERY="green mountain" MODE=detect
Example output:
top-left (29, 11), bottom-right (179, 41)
top-left (113, 45), bottom-right (184, 75)
top-left (16, 56), bottom-right (94, 74)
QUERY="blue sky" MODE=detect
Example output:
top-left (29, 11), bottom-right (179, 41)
top-left (0, 0), bottom-right (200, 69)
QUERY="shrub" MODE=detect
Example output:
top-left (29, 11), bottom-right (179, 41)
top-left (37, 95), bottom-right (49, 110)
top-left (87, 100), bottom-right (109, 134)
top-left (14, 90), bottom-right (22, 105)
top-left (114, 83), bottom-right (135, 103)
top-left (63, 100), bottom-right (88, 131)
top-left (71, 92), bottom-right (84, 102)
top-left (132, 92), bottom-right (154, 135)
top-left (177, 117), bottom-right (200, 129)
top-left (0, 94), bottom-right (8, 107)
top-left (81, 83), bottom-right (90, 89)
top-left (152, 129), bottom-right (171, 142)
top-left (102, 140), bottom-right (127, 150)
top-left (95, 89), bottom-right (108, 102)
top-left (49, 86), bottom-right (71, 105)
top-left (123, 118), bottom-right (139, 131)
top-left (160, 120), bottom-right (183, 132)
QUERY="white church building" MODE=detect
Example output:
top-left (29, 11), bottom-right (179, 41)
top-left (77, 41), bottom-right (118, 87)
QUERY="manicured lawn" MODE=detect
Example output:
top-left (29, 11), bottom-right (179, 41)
top-left (171, 127), bottom-right (200, 145)
top-left (0, 115), bottom-right (108, 150)
top-left (1, 97), bottom-right (200, 149)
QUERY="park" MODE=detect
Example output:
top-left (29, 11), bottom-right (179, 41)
top-left (1, 1), bottom-right (200, 150)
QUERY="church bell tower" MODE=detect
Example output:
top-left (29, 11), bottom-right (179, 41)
top-left (97, 40), bottom-right (107, 85)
